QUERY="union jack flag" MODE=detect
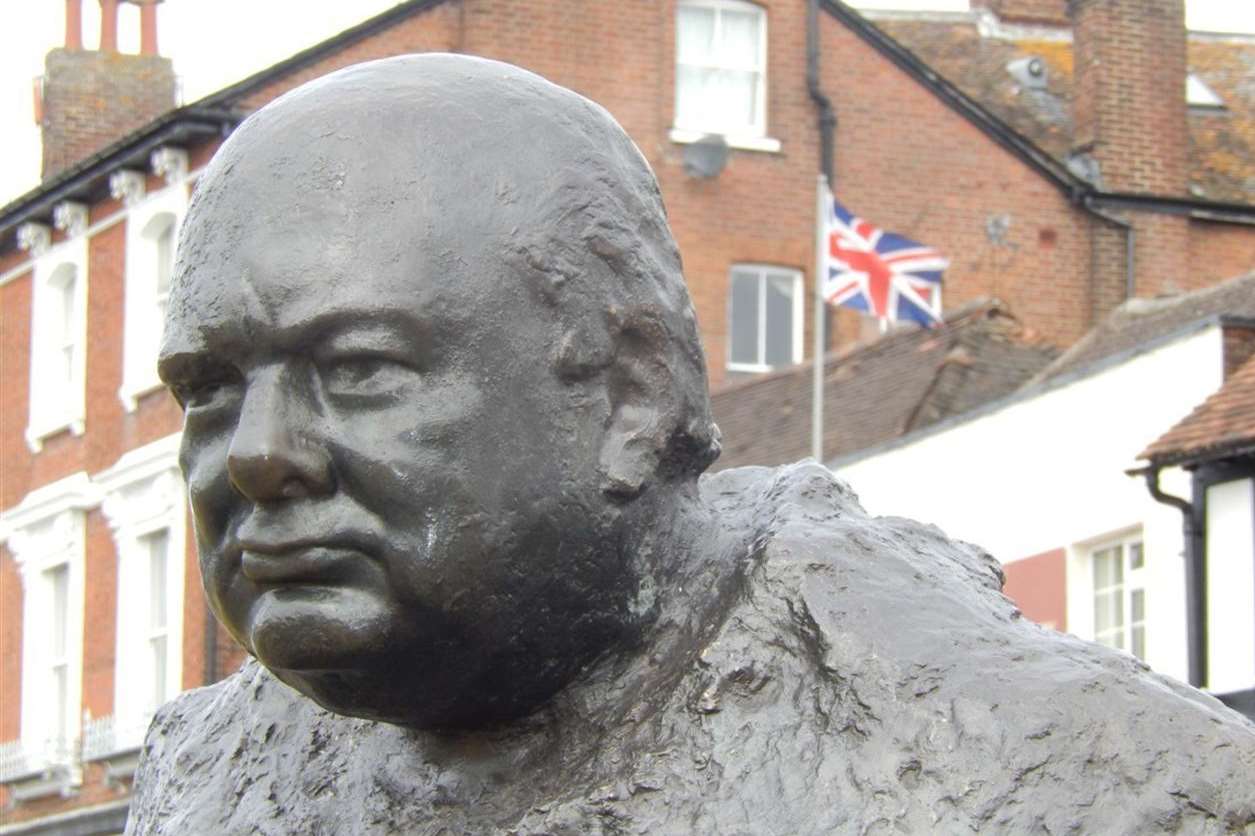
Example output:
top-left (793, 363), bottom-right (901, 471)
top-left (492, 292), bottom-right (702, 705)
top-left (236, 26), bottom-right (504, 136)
top-left (822, 194), bottom-right (948, 327)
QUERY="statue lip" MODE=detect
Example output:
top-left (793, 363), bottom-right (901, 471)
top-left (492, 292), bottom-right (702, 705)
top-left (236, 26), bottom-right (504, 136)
top-left (238, 540), bottom-right (366, 585)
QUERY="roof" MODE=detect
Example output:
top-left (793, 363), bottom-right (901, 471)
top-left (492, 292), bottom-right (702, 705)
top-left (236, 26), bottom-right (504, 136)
top-left (710, 300), bottom-right (1059, 470)
top-left (870, 12), bottom-right (1255, 205)
top-left (1027, 271), bottom-right (1255, 385)
top-left (1140, 352), bottom-right (1255, 466)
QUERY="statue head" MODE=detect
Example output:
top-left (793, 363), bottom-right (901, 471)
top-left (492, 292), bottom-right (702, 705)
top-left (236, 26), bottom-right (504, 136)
top-left (158, 54), bottom-right (719, 728)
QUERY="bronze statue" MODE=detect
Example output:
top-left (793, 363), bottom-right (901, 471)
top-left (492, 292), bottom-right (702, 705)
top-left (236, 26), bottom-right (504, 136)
top-left (131, 54), bottom-right (1255, 834)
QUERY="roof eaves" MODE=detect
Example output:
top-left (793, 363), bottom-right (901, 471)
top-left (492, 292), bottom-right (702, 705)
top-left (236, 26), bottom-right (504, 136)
top-left (197, 0), bottom-right (452, 110)
top-left (1144, 439), bottom-right (1255, 470)
top-left (0, 104), bottom-right (239, 248)
top-left (830, 314), bottom-right (1231, 470)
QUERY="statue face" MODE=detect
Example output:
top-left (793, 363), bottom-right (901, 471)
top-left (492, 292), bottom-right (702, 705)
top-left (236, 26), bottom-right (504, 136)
top-left (160, 158), bottom-right (634, 727)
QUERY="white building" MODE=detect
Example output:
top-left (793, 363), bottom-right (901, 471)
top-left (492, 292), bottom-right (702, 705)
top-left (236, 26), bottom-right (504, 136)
top-left (835, 273), bottom-right (1255, 715)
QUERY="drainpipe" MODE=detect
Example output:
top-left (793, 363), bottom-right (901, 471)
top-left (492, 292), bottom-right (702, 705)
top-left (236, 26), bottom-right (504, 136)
top-left (1142, 465), bottom-right (1205, 687)
top-left (1082, 196), bottom-right (1136, 300)
top-left (807, 0), bottom-right (836, 183)
top-left (807, 0), bottom-right (837, 374)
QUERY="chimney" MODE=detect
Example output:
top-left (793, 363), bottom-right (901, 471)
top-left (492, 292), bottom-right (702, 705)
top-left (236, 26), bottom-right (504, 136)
top-left (38, 0), bottom-right (176, 180)
top-left (969, 0), bottom-right (1070, 27)
top-left (1069, 0), bottom-right (1188, 196)
top-left (1070, 0), bottom-right (1191, 304)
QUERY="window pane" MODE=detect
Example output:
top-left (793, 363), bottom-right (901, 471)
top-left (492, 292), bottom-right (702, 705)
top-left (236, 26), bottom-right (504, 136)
top-left (675, 66), bottom-right (711, 130)
top-left (709, 69), bottom-right (758, 130)
top-left (1131, 588), bottom-right (1144, 623)
top-left (677, 6), bottom-right (716, 63)
top-left (1129, 542), bottom-right (1144, 570)
top-left (52, 664), bottom-right (68, 745)
top-left (146, 529), bottom-right (170, 630)
top-left (730, 270), bottom-right (760, 365)
top-left (57, 272), bottom-right (77, 339)
top-left (719, 9), bottom-right (761, 67)
top-left (1095, 590), bottom-right (1117, 633)
top-left (47, 564), bottom-right (69, 658)
top-left (1131, 625), bottom-right (1145, 660)
top-left (156, 223), bottom-right (175, 296)
top-left (1093, 548), bottom-right (1118, 589)
top-left (764, 274), bottom-right (795, 366)
top-left (151, 634), bottom-right (168, 708)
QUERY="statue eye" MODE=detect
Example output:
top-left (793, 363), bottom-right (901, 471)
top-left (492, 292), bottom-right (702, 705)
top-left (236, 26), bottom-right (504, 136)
top-left (171, 373), bottom-right (241, 412)
top-left (321, 356), bottom-right (413, 399)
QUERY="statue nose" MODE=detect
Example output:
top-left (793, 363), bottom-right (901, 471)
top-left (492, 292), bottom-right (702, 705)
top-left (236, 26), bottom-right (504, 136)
top-left (226, 369), bottom-right (333, 502)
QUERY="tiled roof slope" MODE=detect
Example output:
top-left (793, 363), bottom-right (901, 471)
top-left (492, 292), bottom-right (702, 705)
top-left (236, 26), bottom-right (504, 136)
top-left (1027, 271), bottom-right (1255, 385)
top-left (709, 301), bottom-right (1058, 470)
top-left (1140, 353), bottom-right (1255, 466)
top-left (872, 16), bottom-right (1255, 204)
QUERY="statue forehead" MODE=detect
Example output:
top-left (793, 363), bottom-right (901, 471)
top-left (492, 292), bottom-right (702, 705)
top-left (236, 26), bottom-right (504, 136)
top-left (181, 54), bottom-right (625, 271)
top-left (212, 53), bottom-right (608, 194)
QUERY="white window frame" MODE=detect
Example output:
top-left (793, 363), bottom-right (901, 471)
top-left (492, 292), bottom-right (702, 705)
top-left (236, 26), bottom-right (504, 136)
top-left (26, 236), bottom-right (89, 452)
top-left (95, 434), bottom-right (186, 757)
top-left (726, 264), bottom-right (804, 373)
top-left (120, 182), bottom-right (187, 411)
top-left (1068, 529), bottom-right (1147, 660)
top-left (672, 0), bottom-right (780, 152)
top-left (0, 473), bottom-right (95, 786)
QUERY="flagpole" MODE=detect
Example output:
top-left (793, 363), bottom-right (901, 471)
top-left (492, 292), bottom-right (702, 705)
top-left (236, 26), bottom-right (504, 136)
top-left (811, 173), bottom-right (828, 462)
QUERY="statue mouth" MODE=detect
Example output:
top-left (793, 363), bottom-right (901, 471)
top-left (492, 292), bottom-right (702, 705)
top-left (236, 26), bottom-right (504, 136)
top-left (239, 542), bottom-right (368, 585)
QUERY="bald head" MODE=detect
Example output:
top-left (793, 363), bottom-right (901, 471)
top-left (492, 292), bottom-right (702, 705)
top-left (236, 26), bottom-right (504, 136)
top-left (171, 53), bottom-right (718, 489)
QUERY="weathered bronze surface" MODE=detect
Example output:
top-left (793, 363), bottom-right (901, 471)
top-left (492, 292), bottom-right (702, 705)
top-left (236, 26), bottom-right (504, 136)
top-left (130, 54), bottom-right (1255, 834)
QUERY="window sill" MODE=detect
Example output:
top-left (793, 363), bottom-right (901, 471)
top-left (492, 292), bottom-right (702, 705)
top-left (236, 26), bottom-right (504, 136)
top-left (0, 743), bottom-right (81, 801)
top-left (118, 378), bottom-right (166, 412)
top-left (669, 128), bottom-right (781, 154)
top-left (726, 361), bottom-right (794, 374)
top-left (25, 415), bottom-right (85, 453)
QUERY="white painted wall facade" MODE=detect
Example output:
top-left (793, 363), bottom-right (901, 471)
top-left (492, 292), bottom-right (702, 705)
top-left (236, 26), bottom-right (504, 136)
top-left (1206, 477), bottom-right (1255, 695)
top-left (836, 325), bottom-right (1227, 684)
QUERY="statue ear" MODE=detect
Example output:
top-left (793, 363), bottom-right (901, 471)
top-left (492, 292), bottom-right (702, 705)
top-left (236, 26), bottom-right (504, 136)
top-left (598, 315), bottom-right (674, 500)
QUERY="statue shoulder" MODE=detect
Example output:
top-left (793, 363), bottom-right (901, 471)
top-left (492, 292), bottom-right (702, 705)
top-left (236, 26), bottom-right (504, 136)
top-left (127, 660), bottom-right (270, 834)
top-left (696, 461), bottom-right (1255, 832)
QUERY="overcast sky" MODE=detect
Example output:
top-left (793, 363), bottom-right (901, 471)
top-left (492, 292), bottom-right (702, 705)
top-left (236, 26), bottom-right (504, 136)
top-left (1, 0), bottom-right (1252, 205)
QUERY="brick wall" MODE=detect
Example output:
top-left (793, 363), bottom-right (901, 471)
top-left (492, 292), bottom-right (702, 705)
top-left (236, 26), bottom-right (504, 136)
top-left (1190, 220), bottom-right (1255, 290)
top-left (40, 48), bottom-right (176, 181)
top-left (1223, 325), bottom-right (1255, 380)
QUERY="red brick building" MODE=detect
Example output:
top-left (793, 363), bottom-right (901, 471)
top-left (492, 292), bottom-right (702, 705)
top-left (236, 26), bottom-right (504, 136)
top-left (1, 0), bottom-right (1251, 831)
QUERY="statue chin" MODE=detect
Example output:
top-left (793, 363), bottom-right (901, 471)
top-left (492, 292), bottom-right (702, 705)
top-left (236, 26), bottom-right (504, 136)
top-left (243, 587), bottom-right (400, 674)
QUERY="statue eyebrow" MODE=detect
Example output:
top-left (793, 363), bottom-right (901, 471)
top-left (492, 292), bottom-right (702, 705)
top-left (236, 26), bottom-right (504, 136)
top-left (157, 350), bottom-right (232, 386)
top-left (298, 308), bottom-right (431, 349)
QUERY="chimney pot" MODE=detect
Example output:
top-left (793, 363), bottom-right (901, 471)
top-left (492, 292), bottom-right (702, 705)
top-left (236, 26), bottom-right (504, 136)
top-left (99, 0), bottom-right (119, 52)
top-left (64, 0), bottom-right (83, 49)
